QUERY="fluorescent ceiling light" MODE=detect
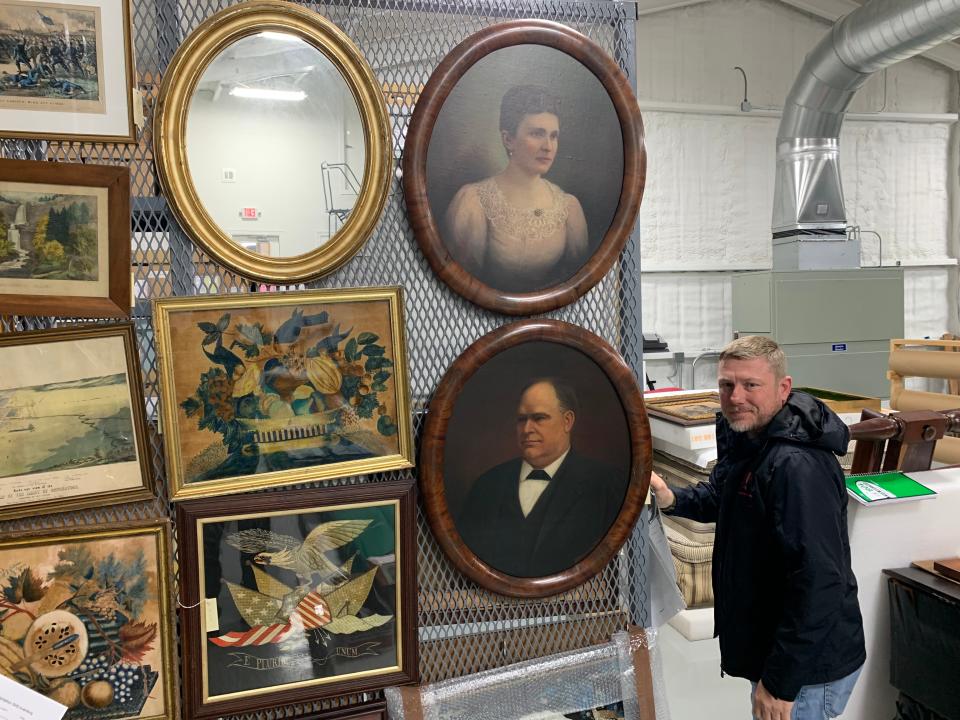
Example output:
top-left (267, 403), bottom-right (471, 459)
top-left (229, 87), bottom-right (306, 102)
top-left (257, 31), bottom-right (303, 42)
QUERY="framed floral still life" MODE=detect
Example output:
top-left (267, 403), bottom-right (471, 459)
top-left (0, 521), bottom-right (177, 719)
top-left (175, 480), bottom-right (418, 720)
top-left (0, 0), bottom-right (137, 142)
top-left (0, 159), bottom-right (131, 318)
top-left (153, 287), bottom-right (413, 500)
top-left (0, 323), bottom-right (154, 521)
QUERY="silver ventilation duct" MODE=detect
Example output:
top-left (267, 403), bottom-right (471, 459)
top-left (772, 0), bottom-right (960, 270)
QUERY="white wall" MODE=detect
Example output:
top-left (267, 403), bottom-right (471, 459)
top-left (636, 0), bottom-right (959, 393)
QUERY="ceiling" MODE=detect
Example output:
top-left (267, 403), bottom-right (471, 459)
top-left (635, 0), bottom-right (960, 69)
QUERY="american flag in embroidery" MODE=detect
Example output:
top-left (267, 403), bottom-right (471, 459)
top-left (209, 593), bottom-right (331, 646)
top-left (209, 623), bottom-right (296, 647)
top-left (292, 590), bottom-right (332, 629)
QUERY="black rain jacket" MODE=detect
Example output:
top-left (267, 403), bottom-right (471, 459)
top-left (667, 391), bottom-right (865, 701)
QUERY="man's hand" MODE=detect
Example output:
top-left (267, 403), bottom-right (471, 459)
top-left (649, 471), bottom-right (675, 509)
top-left (752, 680), bottom-right (793, 720)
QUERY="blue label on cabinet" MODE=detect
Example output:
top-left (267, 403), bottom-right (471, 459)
top-left (832, 343), bottom-right (847, 352)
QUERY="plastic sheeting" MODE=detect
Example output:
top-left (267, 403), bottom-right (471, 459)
top-left (385, 628), bottom-right (670, 720)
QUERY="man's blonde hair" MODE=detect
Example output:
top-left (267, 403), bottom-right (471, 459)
top-left (719, 336), bottom-right (787, 379)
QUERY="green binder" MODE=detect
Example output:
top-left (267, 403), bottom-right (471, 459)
top-left (845, 471), bottom-right (938, 506)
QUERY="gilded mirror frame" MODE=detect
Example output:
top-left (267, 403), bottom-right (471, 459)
top-left (155, 0), bottom-right (391, 283)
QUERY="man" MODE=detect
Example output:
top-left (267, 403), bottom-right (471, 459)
top-left (650, 336), bottom-right (865, 720)
top-left (456, 378), bottom-right (627, 577)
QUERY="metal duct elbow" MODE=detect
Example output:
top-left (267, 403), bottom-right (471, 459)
top-left (772, 0), bottom-right (960, 268)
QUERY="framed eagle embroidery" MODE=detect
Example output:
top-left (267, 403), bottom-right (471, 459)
top-left (175, 480), bottom-right (417, 720)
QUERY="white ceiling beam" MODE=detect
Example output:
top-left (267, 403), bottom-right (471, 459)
top-left (778, 0), bottom-right (960, 70)
top-left (634, 0), bottom-right (712, 16)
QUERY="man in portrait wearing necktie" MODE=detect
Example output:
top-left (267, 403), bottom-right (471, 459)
top-left (455, 377), bottom-right (628, 577)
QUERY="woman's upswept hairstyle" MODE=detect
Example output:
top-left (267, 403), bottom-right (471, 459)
top-left (499, 84), bottom-right (562, 135)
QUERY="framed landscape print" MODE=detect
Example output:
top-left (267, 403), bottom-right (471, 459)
top-left (0, 323), bottom-right (154, 520)
top-left (176, 480), bottom-right (417, 720)
top-left (0, 0), bottom-right (136, 142)
top-left (153, 287), bottom-right (413, 500)
top-left (419, 319), bottom-right (652, 597)
top-left (0, 521), bottom-right (177, 719)
top-left (403, 20), bottom-right (645, 315)
top-left (0, 159), bottom-right (131, 317)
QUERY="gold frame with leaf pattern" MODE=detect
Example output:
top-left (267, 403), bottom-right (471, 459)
top-left (154, 0), bottom-right (391, 282)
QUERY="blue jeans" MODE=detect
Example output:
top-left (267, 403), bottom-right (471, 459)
top-left (751, 665), bottom-right (862, 719)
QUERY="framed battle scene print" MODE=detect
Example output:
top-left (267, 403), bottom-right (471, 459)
top-left (0, 159), bottom-right (130, 317)
top-left (153, 287), bottom-right (413, 500)
top-left (403, 20), bottom-right (645, 315)
top-left (420, 320), bottom-right (652, 597)
top-left (0, 0), bottom-right (136, 142)
top-left (0, 323), bottom-right (153, 520)
top-left (0, 521), bottom-right (177, 719)
top-left (175, 480), bottom-right (418, 720)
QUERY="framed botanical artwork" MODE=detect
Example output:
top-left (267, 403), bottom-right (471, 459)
top-left (644, 391), bottom-right (720, 427)
top-left (419, 319), bottom-right (652, 597)
top-left (403, 20), bottom-right (645, 315)
top-left (0, 0), bottom-right (137, 142)
top-left (0, 159), bottom-right (131, 317)
top-left (0, 323), bottom-right (154, 520)
top-left (176, 480), bottom-right (418, 720)
top-left (0, 521), bottom-right (177, 719)
top-left (153, 287), bottom-right (413, 500)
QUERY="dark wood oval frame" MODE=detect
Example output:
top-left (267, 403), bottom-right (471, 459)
top-left (420, 319), bottom-right (652, 598)
top-left (403, 20), bottom-right (646, 315)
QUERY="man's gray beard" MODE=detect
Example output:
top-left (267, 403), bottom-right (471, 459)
top-left (726, 417), bottom-right (757, 433)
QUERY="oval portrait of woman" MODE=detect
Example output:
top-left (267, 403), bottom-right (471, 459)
top-left (419, 320), bottom-right (652, 597)
top-left (404, 20), bottom-right (645, 315)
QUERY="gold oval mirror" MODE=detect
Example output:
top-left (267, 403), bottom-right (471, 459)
top-left (155, 1), bottom-right (391, 282)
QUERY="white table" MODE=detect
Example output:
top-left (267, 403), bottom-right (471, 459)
top-left (840, 467), bottom-right (960, 719)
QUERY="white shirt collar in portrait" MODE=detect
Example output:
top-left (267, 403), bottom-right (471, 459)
top-left (518, 449), bottom-right (570, 518)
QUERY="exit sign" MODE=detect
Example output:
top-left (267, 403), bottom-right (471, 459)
top-left (240, 207), bottom-right (258, 220)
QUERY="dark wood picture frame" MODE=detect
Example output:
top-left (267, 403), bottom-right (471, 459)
top-left (0, 322), bottom-right (154, 520)
top-left (403, 20), bottom-right (646, 315)
top-left (302, 702), bottom-right (386, 720)
top-left (176, 480), bottom-right (418, 720)
top-left (420, 319), bottom-right (652, 597)
top-left (644, 391), bottom-right (721, 427)
top-left (0, 159), bottom-right (131, 317)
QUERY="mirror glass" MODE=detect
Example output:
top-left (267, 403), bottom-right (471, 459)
top-left (186, 32), bottom-right (366, 258)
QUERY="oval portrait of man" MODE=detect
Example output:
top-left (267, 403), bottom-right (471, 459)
top-left (420, 321), bottom-right (650, 595)
top-left (404, 22), bottom-right (645, 315)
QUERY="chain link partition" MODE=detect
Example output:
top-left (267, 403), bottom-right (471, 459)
top-left (0, 1), bottom-right (648, 717)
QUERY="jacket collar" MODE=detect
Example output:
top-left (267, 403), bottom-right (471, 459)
top-left (715, 391), bottom-right (850, 458)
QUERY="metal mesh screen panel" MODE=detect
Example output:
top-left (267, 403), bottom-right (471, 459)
top-left (0, 1), bottom-right (648, 717)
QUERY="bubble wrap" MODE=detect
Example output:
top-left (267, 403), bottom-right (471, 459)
top-left (384, 627), bottom-right (670, 720)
